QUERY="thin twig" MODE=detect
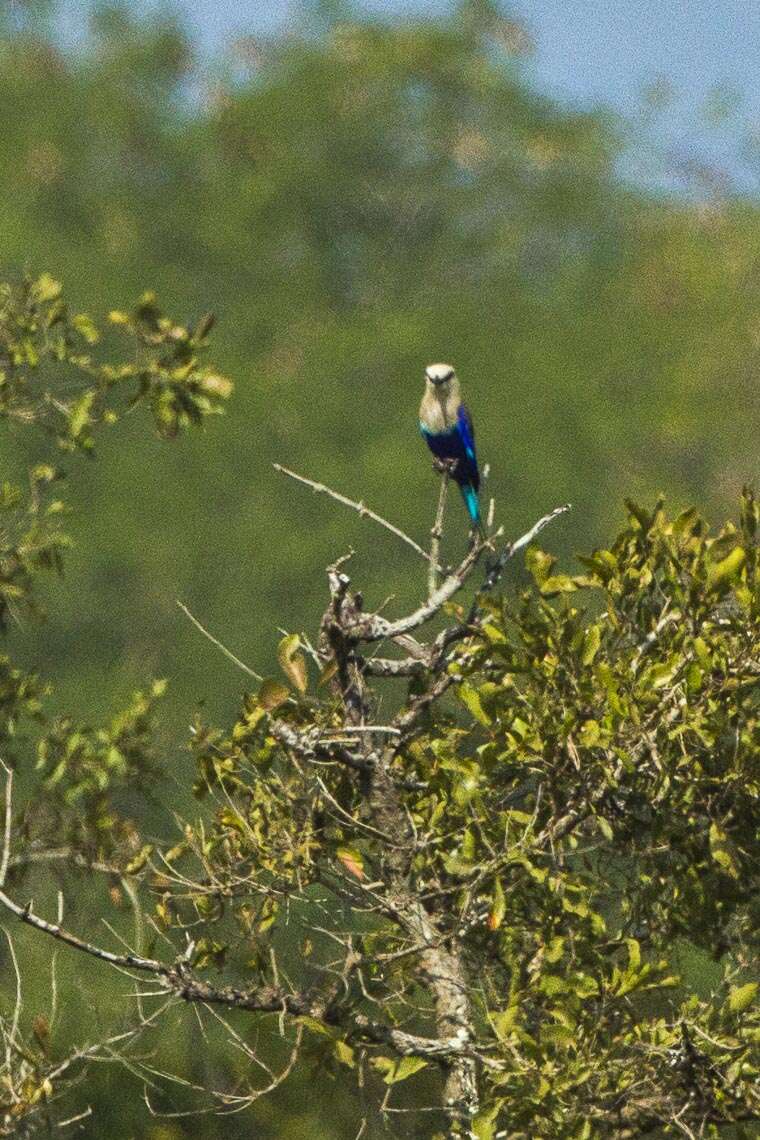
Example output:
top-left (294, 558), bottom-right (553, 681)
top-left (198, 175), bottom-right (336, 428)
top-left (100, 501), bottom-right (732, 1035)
top-left (428, 470), bottom-right (450, 598)
top-left (176, 601), bottom-right (262, 681)
top-left (0, 885), bottom-right (167, 975)
top-left (361, 655), bottom-right (429, 678)
top-left (0, 759), bottom-right (13, 888)
top-left (467, 502), bottom-right (571, 622)
top-left (4, 929), bottom-right (22, 1055)
top-left (58, 1108), bottom-right (94, 1129)
top-left (503, 502), bottom-right (571, 561)
top-left (274, 463), bottom-right (441, 570)
top-left (318, 725), bottom-right (401, 737)
top-left (387, 503), bottom-right (572, 736)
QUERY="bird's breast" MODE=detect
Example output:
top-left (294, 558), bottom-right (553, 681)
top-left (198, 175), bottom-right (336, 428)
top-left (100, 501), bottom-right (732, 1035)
top-left (419, 391), bottom-right (455, 433)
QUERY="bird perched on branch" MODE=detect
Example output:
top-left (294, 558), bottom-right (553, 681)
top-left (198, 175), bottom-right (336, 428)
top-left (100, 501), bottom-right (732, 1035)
top-left (419, 363), bottom-right (483, 534)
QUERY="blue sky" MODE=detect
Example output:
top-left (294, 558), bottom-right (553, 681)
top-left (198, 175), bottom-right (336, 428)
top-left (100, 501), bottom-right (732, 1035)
top-left (58, 0), bottom-right (760, 193)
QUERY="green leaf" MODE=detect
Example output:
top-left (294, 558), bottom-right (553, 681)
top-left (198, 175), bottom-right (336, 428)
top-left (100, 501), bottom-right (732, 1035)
top-left (299, 1016), bottom-right (334, 1039)
top-left (539, 974), bottom-right (568, 997)
top-left (525, 546), bottom-right (555, 585)
top-left (32, 273), bottom-right (62, 303)
top-left (706, 546), bottom-right (746, 593)
top-left (728, 982), bottom-right (758, 1014)
top-left (68, 390), bottom-right (96, 440)
top-left (577, 548), bottom-right (617, 582)
top-left (490, 1007), bottom-right (518, 1039)
top-left (709, 821), bottom-right (739, 878)
top-left (596, 815), bottom-right (613, 840)
top-left (540, 574), bottom-right (578, 595)
top-left (72, 313), bottom-right (100, 345)
top-left (625, 497), bottom-right (662, 533)
top-left (383, 1055), bottom-right (428, 1084)
top-left (258, 679), bottom-right (290, 710)
top-left (317, 659), bottom-right (338, 688)
top-left (542, 1023), bottom-right (574, 1046)
top-left (452, 761), bottom-right (481, 806)
top-left (488, 877), bottom-right (506, 931)
top-left (625, 939), bottom-right (641, 971)
top-left (334, 1039), bottom-right (355, 1068)
top-left (459, 682), bottom-right (491, 726)
top-left (581, 623), bottom-right (602, 665)
top-left (124, 844), bottom-right (153, 874)
top-left (545, 936), bottom-right (565, 964)
top-left (277, 633), bottom-right (308, 693)
top-left (579, 719), bottom-right (600, 747)
top-left (472, 1101), bottom-right (502, 1139)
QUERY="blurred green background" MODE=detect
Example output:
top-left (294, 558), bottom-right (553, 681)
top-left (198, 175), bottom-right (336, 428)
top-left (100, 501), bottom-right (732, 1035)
top-left (2, 0), bottom-right (760, 1134)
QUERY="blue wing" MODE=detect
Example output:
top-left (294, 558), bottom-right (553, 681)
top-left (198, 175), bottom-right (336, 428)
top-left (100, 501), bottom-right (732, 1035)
top-left (456, 403), bottom-right (479, 492)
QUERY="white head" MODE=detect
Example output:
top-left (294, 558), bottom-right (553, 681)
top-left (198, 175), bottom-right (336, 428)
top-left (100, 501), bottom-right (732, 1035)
top-left (424, 362), bottom-right (458, 398)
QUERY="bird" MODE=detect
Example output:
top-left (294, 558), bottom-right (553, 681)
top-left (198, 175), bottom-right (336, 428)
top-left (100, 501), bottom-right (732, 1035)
top-left (419, 363), bottom-right (483, 534)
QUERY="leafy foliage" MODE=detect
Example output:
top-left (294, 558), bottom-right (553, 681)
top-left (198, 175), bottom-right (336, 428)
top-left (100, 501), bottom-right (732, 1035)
top-left (101, 492), bottom-right (757, 1138)
top-left (0, 274), bottom-right (230, 450)
top-left (0, 270), bottom-right (231, 1135)
top-left (29, 678), bottom-right (167, 862)
top-left (0, 463), bottom-right (68, 630)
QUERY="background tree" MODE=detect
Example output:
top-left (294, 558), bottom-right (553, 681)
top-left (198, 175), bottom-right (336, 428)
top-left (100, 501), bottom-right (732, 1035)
top-left (1, 0), bottom-right (760, 726)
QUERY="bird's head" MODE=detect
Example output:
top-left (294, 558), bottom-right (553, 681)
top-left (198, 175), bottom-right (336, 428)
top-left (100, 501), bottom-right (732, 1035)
top-left (425, 362), bottom-right (458, 397)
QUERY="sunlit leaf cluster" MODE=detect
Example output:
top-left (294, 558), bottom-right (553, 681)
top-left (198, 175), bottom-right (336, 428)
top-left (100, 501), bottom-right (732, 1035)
top-left (0, 275), bottom-right (231, 450)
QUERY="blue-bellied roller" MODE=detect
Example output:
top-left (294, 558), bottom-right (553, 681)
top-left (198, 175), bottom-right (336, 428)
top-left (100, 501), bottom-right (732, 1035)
top-left (419, 363), bottom-right (483, 534)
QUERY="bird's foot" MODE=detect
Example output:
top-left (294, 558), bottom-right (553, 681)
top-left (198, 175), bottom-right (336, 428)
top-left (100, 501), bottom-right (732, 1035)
top-left (432, 458), bottom-right (459, 476)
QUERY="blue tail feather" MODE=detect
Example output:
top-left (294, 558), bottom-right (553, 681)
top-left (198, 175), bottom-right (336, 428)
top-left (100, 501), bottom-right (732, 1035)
top-left (461, 482), bottom-right (481, 527)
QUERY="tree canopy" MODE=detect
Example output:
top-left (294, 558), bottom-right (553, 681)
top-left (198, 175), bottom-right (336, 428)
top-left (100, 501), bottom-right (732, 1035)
top-left (0, 275), bottom-right (758, 1138)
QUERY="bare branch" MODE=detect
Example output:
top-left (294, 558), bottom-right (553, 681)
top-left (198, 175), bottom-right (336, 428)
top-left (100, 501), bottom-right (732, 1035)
top-left (428, 469), bottom-right (450, 597)
top-left (391, 633), bottom-right (429, 659)
top-left (8, 847), bottom-right (125, 876)
top-left (0, 759), bottom-right (13, 889)
top-left (352, 538), bottom-right (488, 643)
top-left (0, 886), bottom-right (168, 976)
top-left (269, 719), bottom-right (373, 774)
top-left (348, 503), bottom-right (568, 649)
top-left (4, 929), bottom-right (22, 1061)
top-left (479, 501), bottom-right (571, 595)
top-left (58, 1107), bottom-right (94, 1129)
top-left (394, 673), bottom-right (456, 737)
top-left (0, 877), bottom-right (371, 1036)
top-left (318, 725), bottom-right (401, 738)
top-left (361, 655), bottom-right (429, 678)
top-left (274, 463), bottom-right (440, 570)
top-left (351, 1013), bottom-right (476, 1059)
top-left (177, 601), bottom-right (263, 681)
